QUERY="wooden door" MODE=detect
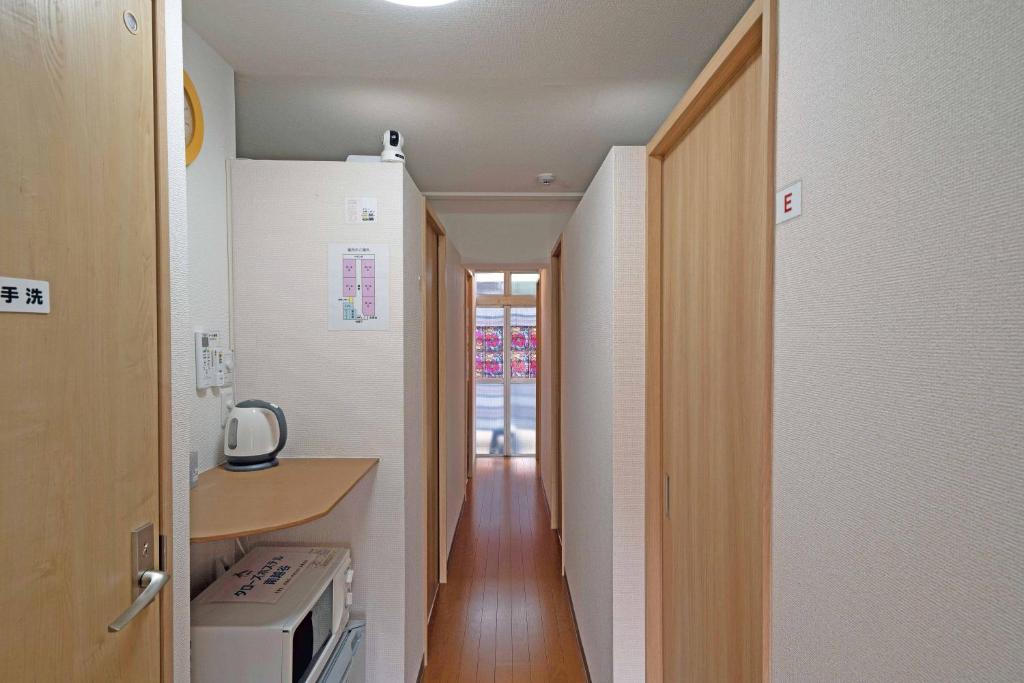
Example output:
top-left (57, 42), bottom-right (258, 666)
top-left (548, 242), bottom-right (563, 530)
top-left (0, 0), bottom-right (165, 680)
top-left (646, 2), bottom-right (776, 681)
top-left (425, 215), bottom-right (441, 615)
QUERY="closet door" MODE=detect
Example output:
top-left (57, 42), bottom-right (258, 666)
top-left (647, 2), bottom-right (776, 681)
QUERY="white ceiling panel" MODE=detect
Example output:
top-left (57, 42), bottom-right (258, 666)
top-left (184, 0), bottom-right (751, 192)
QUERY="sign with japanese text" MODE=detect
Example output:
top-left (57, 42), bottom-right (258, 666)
top-left (0, 277), bottom-right (50, 314)
top-left (328, 243), bottom-right (389, 331)
top-left (208, 546), bottom-right (337, 604)
top-left (345, 197), bottom-right (378, 224)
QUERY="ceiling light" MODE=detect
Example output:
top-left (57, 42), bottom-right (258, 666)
top-left (384, 0), bottom-right (459, 6)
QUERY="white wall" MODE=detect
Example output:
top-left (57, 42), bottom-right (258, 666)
top-left (184, 23), bottom-right (235, 474)
top-left (401, 173), bottom-right (425, 681)
top-left (183, 23), bottom-right (241, 602)
top-left (443, 237), bottom-right (468, 555)
top-left (562, 155), bottom-right (614, 681)
top-left (162, 3), bottom-right (193, 680)
top-left (559, 146), bottom-right (645, 682)
top-left (432, 199), bottom-right (573, 264)
top-left (229, 160), bottom-right (424, 683)
top-left (609, 147), bottom-right (646, 683)
top-left (772, 2), bottom-right (1024, 680)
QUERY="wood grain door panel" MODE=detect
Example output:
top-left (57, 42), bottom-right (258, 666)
top-left (649, 2), bottom-right (776, 680)
top-left (0, 0), bottom-right (162, 679)
top-left (661, 54), bottom-right (769, 682)
top-left (425, 221), bottom-right (441, 613)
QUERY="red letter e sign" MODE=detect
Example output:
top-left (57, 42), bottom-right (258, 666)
top-left (775, 181), bottom-right (802, 225)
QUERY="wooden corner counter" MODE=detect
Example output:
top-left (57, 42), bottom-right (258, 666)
top-left (190, 457), bottom-right (379, 542)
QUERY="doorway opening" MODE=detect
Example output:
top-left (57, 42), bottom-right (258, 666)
top-left (472, 270), bottom-right (540, 457)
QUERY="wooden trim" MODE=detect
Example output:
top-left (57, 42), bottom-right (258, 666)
top-left (561, 572), bottom-right (592, 682)
top-left (152, 1), bottom-right (173, 679)
top-left (643, 154), bottom-right (664, 683)
top-left (437, 228), bottom-right (449, 585)
top-left (426, 201), bottom-right (447, 236)
top-left (421, 195), bottom-right (429, 662)
top-left (556, 235), bottom-right (566, 574)
top-left (461, 261), bottom-right (548, 271)
top-left (759, 2), bottom-right (779, 677)
top-left (647, 0), bottom-right (765, 159)
top-left (423, 203), bottom-right (447, 659)
top-left (542, 243), bottom-right (563, 533)
top-left (644, 1), bottom-right (776, 680)
top-left (475, 294), bottom-right (537, 308)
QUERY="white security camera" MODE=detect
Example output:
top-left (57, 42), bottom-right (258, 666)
top-left (381, 129), bottom-right (405, 163)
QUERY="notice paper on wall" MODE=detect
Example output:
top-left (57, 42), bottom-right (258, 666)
top-left (328, 243), bottom-right (389, 330)
top-left (345, 197), bottom-right (378, 224)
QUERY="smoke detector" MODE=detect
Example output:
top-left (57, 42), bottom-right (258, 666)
top-left (536, 173), bottom-right (556, 186)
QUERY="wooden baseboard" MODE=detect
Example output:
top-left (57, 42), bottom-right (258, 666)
top-left (562, 572), bottom-right (593, 683)
top-left (446, 479), bottom-right (470, 564)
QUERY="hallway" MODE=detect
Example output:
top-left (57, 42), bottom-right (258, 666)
top-left (423, 458), bottom-right (588, 683)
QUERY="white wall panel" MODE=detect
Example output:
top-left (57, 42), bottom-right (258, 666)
top-left (610, 146), bottom-right (646, 683)
top-left (230, 160), bottom-right (422, 682)
top-left (184, 24), bottom-right (235, 475)
top-left (402, 173), bottom-right (425, 682)
top-left (444, 237), bottom-right (468, 554)
top-left (773, 2), bottom-right (1024, 679)
top-left (559, 146), bottom-right (645, 682)
top-left (163, 1), bottom-right (193, 678)
top-left (183, 23), bottom-right (241, 598)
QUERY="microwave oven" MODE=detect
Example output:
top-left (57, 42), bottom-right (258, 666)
top-left (191, 545), bottom-right (353, 683)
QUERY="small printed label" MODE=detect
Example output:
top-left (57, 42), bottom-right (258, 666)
top-left (0, 277), bottom-right (50, 314)
top-left (208, 547), bottom-right (337, 604)
top-left (776, 181), bottom-right (802, 225)
top-left (346, 197), bottom-right (378, 224)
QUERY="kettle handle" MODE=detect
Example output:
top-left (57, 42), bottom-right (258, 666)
top-left (235, 399), bottom-right (288, 456)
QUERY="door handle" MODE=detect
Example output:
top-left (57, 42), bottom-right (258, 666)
top-left (108, 569), bottom-right (169, 632)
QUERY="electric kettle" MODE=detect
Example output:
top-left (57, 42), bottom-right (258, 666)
top-left (223, 399), bottom-right (288, 471)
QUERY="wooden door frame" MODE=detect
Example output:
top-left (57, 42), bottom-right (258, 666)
top-left (551, 238), bottom-right (565, 574)
top-left (644, 1), bottom-right (777, 680)
top-left (152, 1), bottom-right (175, 680)
top-left (423, 202), bottom-right (447, 658)
top-left (547, 238), bottom-right (563, 533)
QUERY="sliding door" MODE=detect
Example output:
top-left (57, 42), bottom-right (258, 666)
top-left (473, 272), bottom-right (539, 456)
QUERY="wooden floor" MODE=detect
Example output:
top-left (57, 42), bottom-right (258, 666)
top-left (422, 457), bottom-right (589, 683)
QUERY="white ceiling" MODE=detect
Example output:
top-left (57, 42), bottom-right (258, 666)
top-left (183, 0), bottom-right (750, 193)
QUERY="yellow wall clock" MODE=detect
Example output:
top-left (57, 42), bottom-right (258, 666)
top-left (183, 70), bottom-right (204, 166)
